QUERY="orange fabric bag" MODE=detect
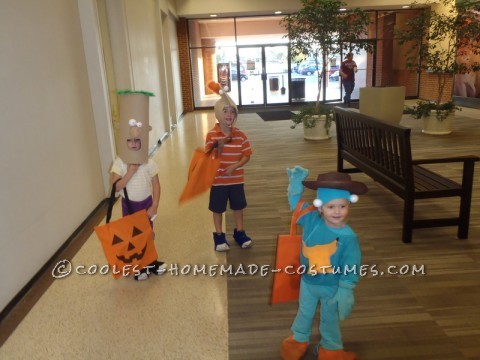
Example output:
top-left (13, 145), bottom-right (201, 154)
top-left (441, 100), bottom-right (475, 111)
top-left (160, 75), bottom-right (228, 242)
top-left (179, 147), bottom-right (220, 205)
top-left (270, 200), bottom-right (315, 304)
top-left (95, 182), bottom-right (158, 279)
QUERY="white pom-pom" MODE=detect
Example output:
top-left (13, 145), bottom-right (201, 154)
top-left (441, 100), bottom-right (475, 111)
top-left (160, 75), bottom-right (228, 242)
top-left (349, 194), bottom-right (359, 203)
top-left (223, 86), bottom-right (230, 92)
top-left (313, 199), bottom-right (322, 208)
top-left (219, 89), bottom-right (224, 95)
top-left (136, 122), bottom-right (143, 128)
top-left (128, 119), bottom-right (137, 126)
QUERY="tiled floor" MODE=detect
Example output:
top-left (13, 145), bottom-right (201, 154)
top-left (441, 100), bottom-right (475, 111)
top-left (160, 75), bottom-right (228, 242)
top-left (0, 111), bottom-right (229, 359)
top-left (1, 105), bottom-right (479, 359)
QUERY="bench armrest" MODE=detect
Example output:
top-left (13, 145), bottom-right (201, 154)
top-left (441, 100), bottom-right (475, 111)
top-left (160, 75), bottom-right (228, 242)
top-left (412, 155), bottom-right (480, 165)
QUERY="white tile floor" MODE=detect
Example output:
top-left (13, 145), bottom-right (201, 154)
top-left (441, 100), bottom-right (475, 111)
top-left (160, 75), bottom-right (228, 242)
top-left (1, 103), bottom-right (478, 359)
top-left (0, 111), bottom-right (229, 360)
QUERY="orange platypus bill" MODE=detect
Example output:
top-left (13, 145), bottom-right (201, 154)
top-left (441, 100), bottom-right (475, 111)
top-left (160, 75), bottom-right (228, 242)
top-left (302, 239), bottom-right (338, 274)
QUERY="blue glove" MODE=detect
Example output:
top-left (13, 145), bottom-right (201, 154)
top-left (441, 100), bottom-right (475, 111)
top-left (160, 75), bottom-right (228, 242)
top-left (327, 281), bottom-right (355, 321)
top-left (287, 166), bottom-right (309, 196)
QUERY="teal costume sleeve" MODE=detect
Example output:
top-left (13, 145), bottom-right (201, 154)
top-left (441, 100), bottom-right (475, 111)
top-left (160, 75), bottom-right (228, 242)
top-left (287, 166), bottom-right (309, 211)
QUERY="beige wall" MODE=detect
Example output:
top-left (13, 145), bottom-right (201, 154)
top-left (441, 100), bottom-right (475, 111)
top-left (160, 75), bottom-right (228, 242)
top-left (0, 0), bottom-right (105, 311)
top-left (106, 0), bottom-right (181, 145)
top-left (0, 0), bottom-right (182, 314)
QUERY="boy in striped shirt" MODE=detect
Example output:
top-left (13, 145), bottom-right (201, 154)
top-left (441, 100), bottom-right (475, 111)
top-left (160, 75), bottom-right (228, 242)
top-left (205, 83), bottom-right (253, 251)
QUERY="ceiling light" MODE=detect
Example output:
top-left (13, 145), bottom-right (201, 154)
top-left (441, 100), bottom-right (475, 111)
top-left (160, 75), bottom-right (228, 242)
top-left (210, 14), bottom-right (217, 17)
top-left (339, 8), bottom-right (347, 11)
top-left (275, 11), bottom-right (282, 14)
top-left (402, 5), bottom-right (410, 8)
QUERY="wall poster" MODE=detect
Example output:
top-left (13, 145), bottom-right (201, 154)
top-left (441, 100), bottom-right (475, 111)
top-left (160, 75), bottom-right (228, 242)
top-left (454, 8), bottom-right (480, 99)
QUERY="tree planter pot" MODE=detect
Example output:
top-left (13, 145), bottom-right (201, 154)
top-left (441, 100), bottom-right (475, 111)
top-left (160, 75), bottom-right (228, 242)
top-left (303, 115), bottom-right (330, 140)
top-left (422, 110), bottom-right (454, 135)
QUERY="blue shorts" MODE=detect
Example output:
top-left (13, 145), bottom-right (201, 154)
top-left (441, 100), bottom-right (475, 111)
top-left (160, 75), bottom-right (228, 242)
top-left (209, 184), bottom-right (247, 213)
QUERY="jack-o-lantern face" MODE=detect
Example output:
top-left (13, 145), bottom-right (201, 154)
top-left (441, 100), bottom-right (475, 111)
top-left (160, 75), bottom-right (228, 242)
top-left (112, 226), bottom-right (148, 263)
top-left (95, 210), bottom-right (158, 279)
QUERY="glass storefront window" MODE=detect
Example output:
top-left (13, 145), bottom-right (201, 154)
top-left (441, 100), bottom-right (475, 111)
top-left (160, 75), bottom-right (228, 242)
top-left (190, 47), bottom-right (239, 108)
top-left (188, 11), bottom-right (421, 109)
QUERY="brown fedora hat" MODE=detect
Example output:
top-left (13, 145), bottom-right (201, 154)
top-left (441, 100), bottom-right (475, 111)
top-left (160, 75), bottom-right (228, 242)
top-left (302, 172), bottom-right (368, 195)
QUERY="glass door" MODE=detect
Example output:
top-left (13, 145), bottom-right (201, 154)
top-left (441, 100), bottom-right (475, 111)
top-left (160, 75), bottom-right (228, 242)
top-left (238, 45), bottom-right (289, 106)
top-left (340, 47), bottom-right (370, 102)
top-left (265, 45), bottom-right (289, 105)
top-left (350, 48), bottom-right (368, 102)
top-left (238, 47), bottom-right (262, 106)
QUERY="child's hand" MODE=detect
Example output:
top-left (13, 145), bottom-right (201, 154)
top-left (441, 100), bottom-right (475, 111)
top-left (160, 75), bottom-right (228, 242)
top-left (224, 164), bottom-right (236, 176)
top-left (216, 137), bottom-right (231, 156)
top-left (287, 166), bottom-right (309, 182)
top-left (146, 206), bottom-right (157, 219)
top-left (287, 166), bottom-right (309, 196)
top-left (217, 137), bottom-right (232, 149)
top-left (127, 164), bottom-right (140, 174)
top-left (327, 281), bottom-right (355, 320)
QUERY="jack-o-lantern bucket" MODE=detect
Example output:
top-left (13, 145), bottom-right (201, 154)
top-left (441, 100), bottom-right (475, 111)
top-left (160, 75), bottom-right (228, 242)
top-left (95, 209), bottom-right (158, 279)
top-left (95, 180), bottom-right (158, 279)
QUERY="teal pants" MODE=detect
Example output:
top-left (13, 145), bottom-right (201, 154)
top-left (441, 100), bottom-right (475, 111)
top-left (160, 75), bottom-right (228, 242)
top-left (291, 278), bottom-right (342, 350)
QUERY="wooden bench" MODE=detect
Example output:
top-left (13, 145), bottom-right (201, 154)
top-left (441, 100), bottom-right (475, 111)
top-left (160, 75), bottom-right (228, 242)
top-left (334, 107), bottom-right (479, 243)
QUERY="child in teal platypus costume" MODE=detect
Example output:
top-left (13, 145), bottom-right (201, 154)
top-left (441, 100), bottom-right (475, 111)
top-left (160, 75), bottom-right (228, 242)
top-left (280, 166), bottom-right (368, 360)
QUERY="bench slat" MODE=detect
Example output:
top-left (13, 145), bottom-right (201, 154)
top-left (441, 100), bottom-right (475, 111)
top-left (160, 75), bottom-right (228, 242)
top-left (413, 166), bottom-right (462, 197)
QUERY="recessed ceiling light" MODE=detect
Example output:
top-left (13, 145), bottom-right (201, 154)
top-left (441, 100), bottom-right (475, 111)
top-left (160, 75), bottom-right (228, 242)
top-left (210, 14), bottom-right (217, 17)
top-left (275, 11), bottom-right (282, 14)
top-left (402, 5), bottom-right (410, 8)
top-left (339, 8), bottom-right (347, 11)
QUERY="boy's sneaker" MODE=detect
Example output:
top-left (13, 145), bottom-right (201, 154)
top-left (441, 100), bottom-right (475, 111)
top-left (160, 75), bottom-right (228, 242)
top-left (233, 229), bottom-right (252, 248)
top-left (134, 268), bottom-right (149, 281)
top-left (213, 232), bottom-right (230, 252)
top-left (150, 260), bottom-right (167, 275)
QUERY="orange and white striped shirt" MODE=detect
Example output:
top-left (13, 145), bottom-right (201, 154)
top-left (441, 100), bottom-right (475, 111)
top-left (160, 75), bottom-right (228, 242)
top-left (205, 124), bottom-right (252, 186)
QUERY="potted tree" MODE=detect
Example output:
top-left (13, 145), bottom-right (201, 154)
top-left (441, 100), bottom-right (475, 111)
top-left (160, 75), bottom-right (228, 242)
top-left (290, 103), bottom-right (334, 140)
top-left (398, 0), bottom-right (480, 135)
top-left (281, 0), bottom-right (373, 139)
top-left (404, 99), bottom-right (461, 134)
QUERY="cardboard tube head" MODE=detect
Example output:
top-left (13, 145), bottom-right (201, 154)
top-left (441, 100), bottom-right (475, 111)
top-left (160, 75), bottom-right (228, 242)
top-left (117, 91), bottom-right (153, 164)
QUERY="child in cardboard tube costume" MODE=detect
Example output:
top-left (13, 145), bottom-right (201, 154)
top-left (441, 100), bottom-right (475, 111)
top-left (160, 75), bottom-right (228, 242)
top-left (280, 166), bottom-right (368, 360)
top-left (116, 90), bottom-right (153, 164)
top-left (110, 90), bottom-right (166, 281)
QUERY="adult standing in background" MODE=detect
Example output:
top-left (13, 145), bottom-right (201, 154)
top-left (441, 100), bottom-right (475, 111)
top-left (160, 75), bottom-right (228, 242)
top-left (339, 53), bottom-right (357, 106)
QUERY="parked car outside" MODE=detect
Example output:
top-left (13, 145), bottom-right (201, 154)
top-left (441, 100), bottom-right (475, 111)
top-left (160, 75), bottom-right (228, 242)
top-left (298, 64), bottom-right (319, 75)
top-left (329, 64), bottom-right (339, 75)
top-left (231, 66), bottom-right (248, 81)
top-left (329, 70), bottom-right (340, 81)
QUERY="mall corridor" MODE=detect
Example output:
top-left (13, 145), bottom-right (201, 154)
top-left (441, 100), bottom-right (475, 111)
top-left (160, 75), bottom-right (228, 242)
top-left (1, 106), bottom-right (480, 359)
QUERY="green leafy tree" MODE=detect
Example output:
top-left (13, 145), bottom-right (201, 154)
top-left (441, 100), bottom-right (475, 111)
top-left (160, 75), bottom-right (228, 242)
top-left (396, 0), bottom-right (480, 112)
top-left (281, 0), bottom-right (373, 112)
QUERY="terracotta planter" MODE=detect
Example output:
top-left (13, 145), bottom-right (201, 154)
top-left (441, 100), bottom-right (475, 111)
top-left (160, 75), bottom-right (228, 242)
top-left (303, 115), bottom-right (330, 140)
top-left (422, 110), bottom-right (454, 135)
